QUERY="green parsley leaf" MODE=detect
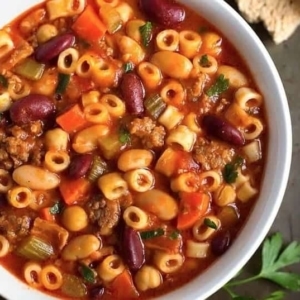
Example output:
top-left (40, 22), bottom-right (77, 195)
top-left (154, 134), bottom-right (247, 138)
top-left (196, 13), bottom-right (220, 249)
top-left (223, 156), bottom-right (244, 184)
top-left (200, 54), bottom-right (211, 68)
top-left (55, 73), bottom-right (70, 95)
top-left (262, 233), bottom-right (300, 272)
top-left (50, 202), bottom-right (63, 215)
top-left (225, 232), bottom-right (300, 298)
top-left (169, 230), bottom-right (180, 240)
top-left (79, 265), bottom-right (96, 284)
top-left (140, 228), bottom-right (164, 240)
top-left (0, 74), bottom-right (8, 88)
top-left (263, 291), bottom-right (286, 300)
top-left (258, 233), bottom-right (300, 290)
top-left (206, 74), bottom-right (229, 97)
top-left (204, 218), bottom-right (218, 229)
top-left (232, 297), bottom-right (255, 300)
top-left (119, 126), bottom-right (131, 144)
top-left (123, 62), bottom-right (134, 73)
top-left (139, 22), bottom-right (152, 47)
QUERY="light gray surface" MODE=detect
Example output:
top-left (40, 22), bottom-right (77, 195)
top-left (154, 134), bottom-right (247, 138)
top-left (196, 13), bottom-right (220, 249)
top-left (210, 2), bottom-right (300, 299)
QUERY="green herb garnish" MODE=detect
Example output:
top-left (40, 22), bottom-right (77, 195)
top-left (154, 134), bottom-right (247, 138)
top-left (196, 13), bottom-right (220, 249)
top-left (118, 126), bottom-right (131, 144)
top-left (79, 265), bottom-right (96, 284)
top-left (223, 233), bottom-right (300, 299)
top-left (204, 218), bottom-right (218, 229)
top-left (140, 228), bottom-right (164, 240)
top-left (139, 22), bottom-right (153, 47)
top-left (169, 230), bottom-right (180, 240)
top-left (55, 73), bottom-right (70, 95)
top-left (263, 291), bottom-right (286, 300)
top-left (206, 74), bottom-right (229, 97)
top-left (123, 62), bottom-right (134, 73)
top-left (0, 74), bottom-right (8, 88)
top-left (223, 156), bottom-right (244, 184)
top-left (50, 202), bottom-right (63, 215)
top-left (200, 54), bottom-right (211, 67)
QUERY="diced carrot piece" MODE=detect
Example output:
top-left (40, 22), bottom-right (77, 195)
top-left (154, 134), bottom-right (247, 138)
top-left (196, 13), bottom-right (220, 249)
top-left (144, 235), bottom-right (182, 254)
top-left (72, 5), bottom-right (107, 43)
top-left (56, 104), bottom-right (89, 133)
top-left (109, 269), bottom-right (139, 299)
top-left (177, 192), bottom-right (210, 230)
top-left (59, 177), bottom-right (91, 205)
top-left (39, 207), bottom-right (56, 222)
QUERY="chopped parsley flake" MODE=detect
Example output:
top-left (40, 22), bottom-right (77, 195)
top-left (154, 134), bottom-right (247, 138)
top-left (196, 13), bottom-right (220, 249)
top-left (204, 218), bottom-right (218, 230)
top-left (206, 74), bottom-right (229, 97)
top-left (200, 54), bottom-right (211, 67)
top-left (139, 22), bottom-right (153, 47)
top-left (223, 156), bottom-right (244, 184)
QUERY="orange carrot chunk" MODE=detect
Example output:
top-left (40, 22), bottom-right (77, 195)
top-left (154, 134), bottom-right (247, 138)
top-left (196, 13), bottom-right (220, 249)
top-left (39, 207), bottom-right (56, 222)
top-left (59, 177), bottom-right (91, 205)
top-left (177, 192), bottom-right (210, 230)
top-left (56, 104), bottom-right (89, 133)
top-left (109, 269), bottom-right (139, 299)
top-left (72, 5), bottom-right (107, 43)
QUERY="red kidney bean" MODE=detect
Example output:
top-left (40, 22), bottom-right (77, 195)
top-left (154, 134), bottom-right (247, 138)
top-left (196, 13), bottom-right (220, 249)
top-left (68, 154), bottom-right (93, 179)
top-left (139, 0), bottom-right (185, 27)
top-left (35, 33), bottom-right (75, 63)
top-left (211, 231), bottom-right (231, 256)
top-left (10, 94), bottom-right (55, 125)
top-left (202, 114), bottom-right (245, 146)
top-left (90, 286), bottom-right (105, 299)
top-left (122, 226), bottom-right (145, 271)
top-left (120, 73), bottom-right (145, 115)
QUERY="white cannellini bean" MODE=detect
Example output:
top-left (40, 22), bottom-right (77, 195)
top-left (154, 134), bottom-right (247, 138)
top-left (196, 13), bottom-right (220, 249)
top-left (12, 165), bottom-right (60, 190)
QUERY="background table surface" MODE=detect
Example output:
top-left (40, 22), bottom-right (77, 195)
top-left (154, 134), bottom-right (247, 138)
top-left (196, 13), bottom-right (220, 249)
top-left (1, 1), bottom-right (300, 300)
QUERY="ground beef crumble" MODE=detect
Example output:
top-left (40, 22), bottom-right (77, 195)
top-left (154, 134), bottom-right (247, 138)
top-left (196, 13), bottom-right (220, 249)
top-left (86, 198), bottom-right (121, 235)
top-left (0, 121), bottom-right (44, 170)
top-left (0, 209), bottom-right (35, 245)
top-left (193, 137), bottom-right (235, 171)
top-left (129, 117), bottom-right (166, 149)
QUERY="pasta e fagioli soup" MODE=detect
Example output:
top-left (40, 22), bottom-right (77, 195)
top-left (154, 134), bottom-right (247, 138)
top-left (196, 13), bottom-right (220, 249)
top-left (0, 0), bottom-right (267, 299)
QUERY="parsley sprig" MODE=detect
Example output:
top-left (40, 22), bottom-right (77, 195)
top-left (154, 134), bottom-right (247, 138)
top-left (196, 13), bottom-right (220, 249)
top-left (139, 22), bottom-right (152, 47)
top-left (223, 156), bottom-right (244, 184)
top-left (222, 233), bottom-right (300, 300)
top-left (206, 74), bottom-right (229, 97)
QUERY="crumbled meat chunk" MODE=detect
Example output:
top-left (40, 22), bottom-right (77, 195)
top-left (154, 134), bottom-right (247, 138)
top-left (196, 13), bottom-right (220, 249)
top-left (0, 209), bottom-right (33, 244)
top-left (129, 117), bottom-right (166, 149)
top-left (193, 137), bottom-right (235, 170)
top-left (0, 121), bottom-right (44, 170)
top-left (86, 198), bottom-right (121, 235)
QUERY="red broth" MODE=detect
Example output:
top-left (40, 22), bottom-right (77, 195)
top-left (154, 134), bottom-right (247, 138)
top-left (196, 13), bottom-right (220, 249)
top-left (0, 0), bottom-right (266, 299)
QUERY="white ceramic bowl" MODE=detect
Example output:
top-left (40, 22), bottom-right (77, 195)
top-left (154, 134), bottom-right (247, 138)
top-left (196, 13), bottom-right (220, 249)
top-left (0, 1), bottom-right (292, 299)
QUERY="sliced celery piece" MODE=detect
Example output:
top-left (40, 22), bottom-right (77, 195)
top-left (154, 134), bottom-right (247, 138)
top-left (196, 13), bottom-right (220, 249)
top-left (87, 155), bottom-right (108, 182)
top-left (61, 274), bottom-right (87, 298)
top-left (14, 58), bottom-right (45, 81)
top-left (144, 94), bottom-right (167, 119)
top-left (99, 5), bottom-right (122, 34)
top-left (16, 235), bottom-right (54, 261)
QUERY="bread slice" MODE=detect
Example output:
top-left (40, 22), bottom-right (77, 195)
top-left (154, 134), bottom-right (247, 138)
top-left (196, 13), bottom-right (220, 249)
top-left (235, 0), bottom-right (300, 43)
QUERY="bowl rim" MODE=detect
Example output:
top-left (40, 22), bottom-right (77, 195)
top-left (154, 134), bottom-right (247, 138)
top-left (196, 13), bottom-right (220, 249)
top-left (0, 0), bottom-right (292, 300)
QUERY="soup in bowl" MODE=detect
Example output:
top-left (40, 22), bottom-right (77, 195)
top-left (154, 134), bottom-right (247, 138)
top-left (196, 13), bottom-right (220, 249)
top-left (0, 0), bottom-right (291, 299)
